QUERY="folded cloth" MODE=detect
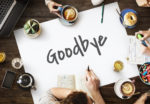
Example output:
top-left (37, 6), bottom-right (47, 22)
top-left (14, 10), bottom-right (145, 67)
top-left (136, 0), bottom-right (150, 7)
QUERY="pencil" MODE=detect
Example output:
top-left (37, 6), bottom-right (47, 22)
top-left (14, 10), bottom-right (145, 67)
top-left (101, 2), bottom-right (105, 23)
top-left (87, 65), bottom-right (90, 71)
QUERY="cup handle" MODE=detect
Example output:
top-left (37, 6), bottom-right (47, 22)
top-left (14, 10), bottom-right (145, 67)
top-left (57, 6), bottom-right (63, 12)
top-left (31, 85), bottom-right (36, 90)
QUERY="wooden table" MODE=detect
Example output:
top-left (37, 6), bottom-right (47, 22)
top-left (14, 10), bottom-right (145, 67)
top-left (0, 0), bottom-right (150, 104)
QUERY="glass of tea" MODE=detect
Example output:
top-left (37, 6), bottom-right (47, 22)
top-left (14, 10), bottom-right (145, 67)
top-left (114, 60), bottom-right (124, 72)
top-left (11, 58), bottom-right (23, 69)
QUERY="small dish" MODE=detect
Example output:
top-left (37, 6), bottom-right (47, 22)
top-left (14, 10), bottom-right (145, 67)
top-left (120, 9), bottom-right (137, 29)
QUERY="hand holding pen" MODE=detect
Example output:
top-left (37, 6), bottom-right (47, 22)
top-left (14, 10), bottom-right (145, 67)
top-left (85, 66), bottom-right (100, 93)
top-left (85, 66), bottom-right (106, 104)
top-left (135, 30), bottom-right (150, 56)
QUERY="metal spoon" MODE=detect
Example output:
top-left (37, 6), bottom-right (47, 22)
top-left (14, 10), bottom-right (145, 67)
top-left (116, 9), bottom-right (128, 28)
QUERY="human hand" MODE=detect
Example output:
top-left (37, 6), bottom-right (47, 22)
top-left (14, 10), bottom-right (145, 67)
top-left (135, 30), bottom-right (150, 40)
top-left (85, 69), bottom-right (100, 96)
top-left (47, 1), bottom-right (62, 17)
top-left (136, 0), bottom-right (150, 7)
top-left (140, 40), bottom-right (150, 56)
top-left (134, 93), bottom-right (148, 104)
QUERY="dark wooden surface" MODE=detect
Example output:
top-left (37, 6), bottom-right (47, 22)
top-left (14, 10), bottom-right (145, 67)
top-left (0, 0), bottom-right (150, 104)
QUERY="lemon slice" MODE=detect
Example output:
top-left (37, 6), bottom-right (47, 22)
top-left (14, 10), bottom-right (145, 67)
top-left (0, 52), bottom-right (6, 63)
top-left (114, 61), bottom-right (123, 72)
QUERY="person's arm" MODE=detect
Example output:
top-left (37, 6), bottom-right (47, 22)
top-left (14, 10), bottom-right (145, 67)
top-left (134, 93), bottom-right (148, 104)
top-left (140, 40), bottom-right (150, 56)
top-left (91, 91), bottom-right (105, 104)
top-left (85, 69), bottom-right (105, 104)
top-left (135, 30), bottom-right (150, 56)
top-left (45, 0), bottom-right (62, 17)
top-left (50, 88), bottom-right (73, 99)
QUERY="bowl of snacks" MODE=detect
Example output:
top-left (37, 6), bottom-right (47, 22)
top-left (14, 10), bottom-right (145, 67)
top-left (139, 62), bottom-right (150, 85)
top-left (24, 19), bottom-right (41, 38)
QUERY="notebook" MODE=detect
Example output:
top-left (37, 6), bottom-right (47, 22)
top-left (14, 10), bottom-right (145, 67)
top-left (128, 36), bottom-right (150, 64)
top-left (57, 74), bottom-right (92, 98)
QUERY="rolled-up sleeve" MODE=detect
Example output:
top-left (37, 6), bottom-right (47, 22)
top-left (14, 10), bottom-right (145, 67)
top-left (39, 90), bottom-right (60, 104)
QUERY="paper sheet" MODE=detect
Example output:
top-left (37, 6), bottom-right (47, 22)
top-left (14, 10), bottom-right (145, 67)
top-left (14, 2), bottom-right (139, 104)
top-left (128, 36), bottom-right (150, 64)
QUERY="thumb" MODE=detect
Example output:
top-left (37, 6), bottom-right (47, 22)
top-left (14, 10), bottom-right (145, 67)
top-left (141, 93), bottom-right (148, 101)
top-left (54, 2), bottom-right (62, 7)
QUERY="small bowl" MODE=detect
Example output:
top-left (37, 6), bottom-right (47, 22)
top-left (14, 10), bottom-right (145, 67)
top-left (139, 62), bottom-right (150, 85)
top-left (120, 9), bottom-right (138, 29)
top-left (24, 19), bottom-right (41, 38)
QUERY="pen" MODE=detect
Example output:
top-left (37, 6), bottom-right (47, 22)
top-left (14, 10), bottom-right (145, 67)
top-left (87, 65), bottom-right (90, 71)
top-left (116, 9), bottom-right (127, 27)
top-left (137, 34), bottom-right (147, 47)
top-left (101, 2), bottom-right (105, 23)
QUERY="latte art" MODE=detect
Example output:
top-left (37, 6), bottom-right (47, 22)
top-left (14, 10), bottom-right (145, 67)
top-left (121, 82), bottom-right (134, 96)
top-left (64, 8), bottom-right (76, 21)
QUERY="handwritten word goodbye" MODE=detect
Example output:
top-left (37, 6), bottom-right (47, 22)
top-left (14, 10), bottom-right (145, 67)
top-left (47, 35), bottom-right (107, 64)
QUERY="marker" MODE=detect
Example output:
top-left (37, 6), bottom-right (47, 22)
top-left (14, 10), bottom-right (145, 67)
top-left (137, 34), bottom-right (147, 47)
top-left (143, 71), bottom-right (148, 76)
top-left (147, 75), bottom-right (150, 82)
top-left (101, 2), bottom-right (105, 23)
top-left (87, 66), bottom-right (90, 71)
top-left (137, 34), bottom-right (143, 39)
top-left (142, 40), bottom-right (147, 47)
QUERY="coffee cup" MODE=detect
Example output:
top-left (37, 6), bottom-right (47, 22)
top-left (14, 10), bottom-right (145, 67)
top-left (114, 79), bottom-right (135, 99)
top-left (114, 60), bottom-right (124, 72)
top-left (17, 73), bottom-right (35, 90)
top-left (57, 5), bottom-right (78, 23)
top-left (11, 58), bottom-right (23, 70)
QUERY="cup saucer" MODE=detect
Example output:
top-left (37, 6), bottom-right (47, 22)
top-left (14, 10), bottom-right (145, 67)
top-left (59, 18), bottom-right (75, 26)
top-left (120, 9), bottom-right (137, 29)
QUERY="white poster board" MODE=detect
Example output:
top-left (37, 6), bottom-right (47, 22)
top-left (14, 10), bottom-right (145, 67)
top-left (14, 2), bottom-right (139, 104)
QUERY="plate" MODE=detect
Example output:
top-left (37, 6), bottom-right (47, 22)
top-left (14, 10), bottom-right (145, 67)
top-left (59, 18), bottom-right (75, 26)
top-left (120, 9), bottom-right (137, 29)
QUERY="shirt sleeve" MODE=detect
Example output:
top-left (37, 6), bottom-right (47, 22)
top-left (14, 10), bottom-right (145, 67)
top-left (39, 90), bottom-right (60, 104)
top-left (45, 0), bottom-right (51, 6)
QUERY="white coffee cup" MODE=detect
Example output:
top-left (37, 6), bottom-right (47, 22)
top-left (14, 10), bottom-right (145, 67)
top-left (114, 79), bottom-right (135, 99)
top-left (91, 0), bottom-right (104, 6)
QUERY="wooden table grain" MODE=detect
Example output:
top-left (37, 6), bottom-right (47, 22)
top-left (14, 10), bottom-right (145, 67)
top-left (0, 0), bottom-right (150, 104)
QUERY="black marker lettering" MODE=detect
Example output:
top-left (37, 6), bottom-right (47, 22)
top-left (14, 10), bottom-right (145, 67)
top-left (73, 37), bottom-right (84, 56)
top-left (58, 50), bottom-right (65, 60)
top-left (98, 35), bottom-right (107, 46)
top-left (47, 49), bottom-right (59, 64)
top-left (47, 35), bottom-right (108, 65)
top-left (90, 38), bottom-right (101, 55)
top-left (65, 48), bottom-right (72, 58)
top-left (79, 35), bottom-right (89, 52)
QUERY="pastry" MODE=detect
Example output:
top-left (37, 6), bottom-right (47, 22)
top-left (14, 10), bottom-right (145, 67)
top-left (124, 12), bottom-right (137, 26)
